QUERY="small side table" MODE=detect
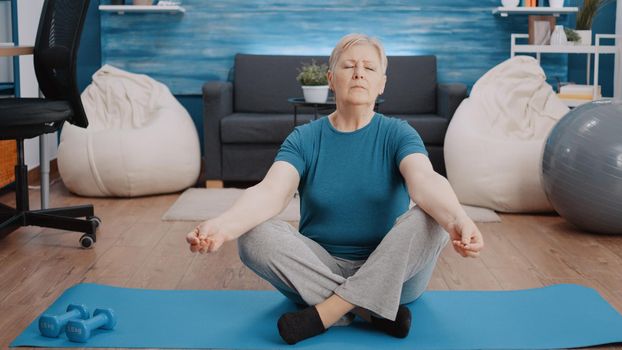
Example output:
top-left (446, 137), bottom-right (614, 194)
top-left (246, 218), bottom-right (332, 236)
top-left (287, 97), bottom-right (384, 127)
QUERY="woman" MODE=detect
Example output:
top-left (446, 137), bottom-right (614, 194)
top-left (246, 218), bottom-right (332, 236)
top-left (186, 33), bottom-right (484, 345)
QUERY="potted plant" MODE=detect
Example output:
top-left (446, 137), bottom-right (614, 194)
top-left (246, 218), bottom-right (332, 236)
top-left (296, 60), bottom-right (329, 103)
top-left (575, 0), bottom-right (612, 45)
top-left (564, 27), bottom-right (581, 45)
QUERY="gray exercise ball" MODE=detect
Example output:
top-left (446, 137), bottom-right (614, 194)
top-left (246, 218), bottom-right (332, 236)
top-left (541, 99), bottom-right (622, 234)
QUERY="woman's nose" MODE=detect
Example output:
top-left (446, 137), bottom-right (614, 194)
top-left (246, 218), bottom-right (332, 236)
top-left (353, 66), bottom-right (364, 79)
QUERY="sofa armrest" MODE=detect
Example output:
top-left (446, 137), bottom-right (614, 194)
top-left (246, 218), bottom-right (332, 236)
top-left (203, 81), bottom-right (233, 180)
top-left (437, 83), bottom-right (468, 121)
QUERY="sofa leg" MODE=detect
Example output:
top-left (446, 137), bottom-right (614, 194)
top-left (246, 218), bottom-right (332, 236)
top-left (205, 180), bottom-right (224, 188)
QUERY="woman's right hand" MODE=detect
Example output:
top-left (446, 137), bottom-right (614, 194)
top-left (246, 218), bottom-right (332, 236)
top-left (185, 219), bottom-right (228, 254)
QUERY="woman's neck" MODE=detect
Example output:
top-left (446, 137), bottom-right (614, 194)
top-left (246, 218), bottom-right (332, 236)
top-left (329, 105), bottom-right (375, 132)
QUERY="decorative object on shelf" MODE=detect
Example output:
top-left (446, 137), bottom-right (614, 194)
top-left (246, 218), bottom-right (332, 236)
top-left (564, 27), bottom-right (581, 44)
top-left (550, 25), bottom-right (568, 45)
top-left (133, 0), bottom-right (152, 5)
top-left (542, 98), bottom-right (622, 234)
top-left (528, 15), bottom-right (556, 44)
top-left (296, 60), bottom-right (329, 103)
top-left (575, 0), bottom-right (612, 45)
top-left (501, 0), bottom-right (520, 7)
top-left (574, 30), bottom-right (592, 45)
top-left (557, 83), bottom-right (601, 104)
top-left (549, 0), bottom-right (564, 7)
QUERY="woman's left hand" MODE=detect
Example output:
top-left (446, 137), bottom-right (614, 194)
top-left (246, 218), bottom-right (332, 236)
top-left (447, 217), bottom-right (484, 258)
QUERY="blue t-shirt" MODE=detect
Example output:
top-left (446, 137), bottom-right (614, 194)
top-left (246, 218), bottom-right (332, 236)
top-left (275, 113), bottom-right (428, 260)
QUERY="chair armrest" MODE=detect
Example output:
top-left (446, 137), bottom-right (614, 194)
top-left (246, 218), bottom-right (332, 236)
top-left (203, 81), bottom-right (233, 180)
top-left (436, 83), bottom-right (468, 121)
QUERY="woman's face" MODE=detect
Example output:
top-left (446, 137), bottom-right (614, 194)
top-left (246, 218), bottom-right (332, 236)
top-left (328, 44), bottom-right (386, 107)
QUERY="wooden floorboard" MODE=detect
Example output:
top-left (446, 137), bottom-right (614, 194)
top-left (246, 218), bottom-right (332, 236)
top-left (1, 181), bottom-right (621, 349)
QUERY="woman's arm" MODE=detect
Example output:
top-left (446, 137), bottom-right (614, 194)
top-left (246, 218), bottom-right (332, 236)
top-left (399, 153), bottom-right (484, 257)
top-left (219, 161), bottom-right (300, 239)
top-left (399, 154), bottom-right (466, 229)
top-left (187, 161), bottom-right (300, 253)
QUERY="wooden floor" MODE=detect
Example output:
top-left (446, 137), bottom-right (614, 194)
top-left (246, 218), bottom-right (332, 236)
top-left (1, 180), bottom-right (621, 349)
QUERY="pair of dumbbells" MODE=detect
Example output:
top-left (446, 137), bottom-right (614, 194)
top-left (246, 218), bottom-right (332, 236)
top-left (38, 304), bottom-right (116, 342)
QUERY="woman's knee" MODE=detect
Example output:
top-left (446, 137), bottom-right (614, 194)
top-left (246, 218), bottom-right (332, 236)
top-left (395, 207), bottom-right (449, 248)
top-left (237, 219), bottom-right (287, 267)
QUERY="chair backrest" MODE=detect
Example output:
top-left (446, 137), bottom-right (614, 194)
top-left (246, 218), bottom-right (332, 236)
top-left (33, 0), bottom-right (90, 128)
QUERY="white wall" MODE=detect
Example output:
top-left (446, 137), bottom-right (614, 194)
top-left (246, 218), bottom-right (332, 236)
top-left (0, 2), bottom-right (13, 86)
top-left (16, 0), bottom-right (56, 170)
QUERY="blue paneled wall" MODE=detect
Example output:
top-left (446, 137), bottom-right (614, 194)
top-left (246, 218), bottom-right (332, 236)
top-left (101, 0), bottom-right (571, 95)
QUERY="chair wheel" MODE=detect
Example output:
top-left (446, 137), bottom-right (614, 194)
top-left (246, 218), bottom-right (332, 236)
top-left (80, 234), bottom-right (95, 249)
top-left (87, 215), bottom-right (102, 228)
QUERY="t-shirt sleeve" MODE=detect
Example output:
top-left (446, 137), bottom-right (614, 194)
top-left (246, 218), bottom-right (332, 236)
top-left (275, 128), bottom-right (306, 178)
top-left (394, 120), bottom-right (428, 165)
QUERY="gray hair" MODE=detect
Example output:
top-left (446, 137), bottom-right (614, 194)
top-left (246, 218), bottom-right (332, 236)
top-left (328, 33), bottom-right (388, 74)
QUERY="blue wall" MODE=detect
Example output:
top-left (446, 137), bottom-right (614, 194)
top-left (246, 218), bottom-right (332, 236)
top-left (100, 0), bottom-right (571, 94)
top-left (81, 0), bottom-right (617, 156)
top-left (78, 0), bottom-right (102, 92)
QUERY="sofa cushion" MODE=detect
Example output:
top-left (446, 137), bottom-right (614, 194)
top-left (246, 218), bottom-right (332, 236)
top-left (222, 144), bottom-right (281, 181)
top-left (234, 54), bottom-right (328, 113)
top-left (221, 113), bottom-right (315, 143)
top-left (393, 114), bottom-right (449, 145)
top-left (222, 112), bottom-right (446, 145)
top-left (382, 56), bottom-right (437, 115)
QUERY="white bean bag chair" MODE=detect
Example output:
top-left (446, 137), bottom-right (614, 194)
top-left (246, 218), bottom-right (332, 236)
top-left (58, 65), bottom-right (200, 197)
top-left (444, 56), bottom-right (569, 212)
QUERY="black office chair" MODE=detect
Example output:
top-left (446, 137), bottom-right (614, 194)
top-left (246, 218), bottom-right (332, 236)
top-left (0, 0), bottom-right (100, 248)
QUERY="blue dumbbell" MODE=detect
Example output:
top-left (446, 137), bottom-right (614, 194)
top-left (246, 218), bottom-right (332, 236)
top-left (38, 304), bottom-right (90, 338)
top-left (66, 308), bottom-right (116, 343)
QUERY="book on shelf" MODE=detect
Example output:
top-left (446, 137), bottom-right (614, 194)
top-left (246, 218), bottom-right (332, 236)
top-left (557, 84), bottom-right (601, 100)
top-left (523, 0), bottom-right (537, 7)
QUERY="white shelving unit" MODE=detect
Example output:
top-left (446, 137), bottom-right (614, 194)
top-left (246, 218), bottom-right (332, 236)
top-left (98, 5), bottom-right (185, 15)
top-left (510, 33), bottom-right (620, 103)
top-left (492, 6), bottom-right (578, 17)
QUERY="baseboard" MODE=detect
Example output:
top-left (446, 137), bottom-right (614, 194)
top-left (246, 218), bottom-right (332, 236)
top-left (27, 159), bottom-right (60, 186)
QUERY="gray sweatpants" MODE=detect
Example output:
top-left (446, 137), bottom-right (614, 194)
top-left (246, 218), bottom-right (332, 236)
top-left (237, 206), bottom-right (449, 321)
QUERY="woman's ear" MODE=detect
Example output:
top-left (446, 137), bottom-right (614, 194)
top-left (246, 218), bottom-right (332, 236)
top-left (378, 74), bottom-right (387, 95)
top-left (327, 71), bottom-right (334, 91)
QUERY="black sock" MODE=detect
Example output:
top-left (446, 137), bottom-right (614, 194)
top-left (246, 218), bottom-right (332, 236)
top-left (277, 306), bottom-right (326, 345)
top-left (370, 305), bottom-right (412, 338)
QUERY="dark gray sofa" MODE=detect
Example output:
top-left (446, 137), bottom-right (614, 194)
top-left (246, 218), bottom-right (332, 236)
top-left (203, 53), bottom-right (467, 182)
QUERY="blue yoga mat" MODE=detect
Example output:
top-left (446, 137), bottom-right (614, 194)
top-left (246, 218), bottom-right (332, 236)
top-left (11, 283), bottom-right (622, 349)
